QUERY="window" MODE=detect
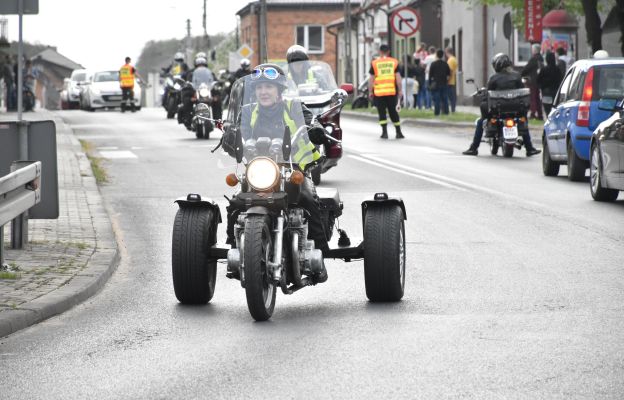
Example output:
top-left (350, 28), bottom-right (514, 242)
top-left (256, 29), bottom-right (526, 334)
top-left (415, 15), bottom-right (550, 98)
top-left (514, 29), bottom-right (531, 66)
top-left (296, 25), bottom-right (324, 54)
top-left (554, 68), bottom-right (574, 105)
top-left (595, 66), bottom-right (624, 100)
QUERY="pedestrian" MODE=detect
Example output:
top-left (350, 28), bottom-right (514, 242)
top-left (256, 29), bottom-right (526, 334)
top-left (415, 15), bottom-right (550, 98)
top-left (413, 42), bottom-right (428, 62)
top-left (537, 51), bottom-right (563, 116)
top-left (399, 56), bottom-right (416, 109)
top-left (423, 46), bottom-right (437, 108)
top-left (413, 58), bottom-right (426, 109)
top-left (445, 47), bottom-right (458, 113)
top-left (1, 55), bottom-right (15, 111)
top-left (555, 47), bottom-right (568, 76)
top-left (119, 56), bottom-right (142, 113)
top-left (428, 49), bottom-right (450, 116)
top-left (368, 44), bottom-right (404, 139)
top-left (521, 43), bottom-right (544, 120)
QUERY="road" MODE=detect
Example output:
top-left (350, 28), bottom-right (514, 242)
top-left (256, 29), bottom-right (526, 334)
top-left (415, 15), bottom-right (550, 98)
top-left (1, 108), bottom-right (623, 399)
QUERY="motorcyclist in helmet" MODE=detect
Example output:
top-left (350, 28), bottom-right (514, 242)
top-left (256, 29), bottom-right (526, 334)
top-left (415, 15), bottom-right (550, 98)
top-left (225, 63), bottom-right (329, 283)
top-left (462, 53), bottom-right (541, 156)
top-left (233, 58), bottom-right (252, 80)
top-left (162, 52), bottom-right (188, 77)
top-left (286, 45), bottom-right (328, 89)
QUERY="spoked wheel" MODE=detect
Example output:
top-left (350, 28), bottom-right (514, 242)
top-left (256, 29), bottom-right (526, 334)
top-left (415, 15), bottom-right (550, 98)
top-left (171, 206), bottom-right (218, 304)
top-left (590, 142), bottom-right (619, 202)
top-left (243, 215), bottom-right (276, 321)
top-left (363, 205), bottom-right (406, 302)
top-left (502, 143), bottom-right (514, 158)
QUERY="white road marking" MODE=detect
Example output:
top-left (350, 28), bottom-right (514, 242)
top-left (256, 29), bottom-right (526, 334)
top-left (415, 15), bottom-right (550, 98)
top-left (97, 146), bottom-right (119, 150)
top-left (99, 150), bottom-right (138, 159)
top-left (407, 146), bottom-right (453, 155)
top-left (131, 146), bottom-right (144, 150)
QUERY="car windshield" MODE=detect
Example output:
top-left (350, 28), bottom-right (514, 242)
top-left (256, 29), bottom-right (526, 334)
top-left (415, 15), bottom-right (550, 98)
top-left (595, 66), bottom-right (624, 100)
top-left (71, 72), bottom-right (87, 82)
top-left (94, 71), bottom-right (119, 82)
top-left (224, 70), bottom-right (318, 170)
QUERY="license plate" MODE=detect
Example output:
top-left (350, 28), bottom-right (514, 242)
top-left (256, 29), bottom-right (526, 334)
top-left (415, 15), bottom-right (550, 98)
top-left (108, 96), bottom-right (122, 101)
top-left (503, 126), bottom-right (518, 139)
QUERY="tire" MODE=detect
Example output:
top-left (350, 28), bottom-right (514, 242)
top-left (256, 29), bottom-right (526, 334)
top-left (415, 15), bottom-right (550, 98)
top-left (243, 215), bottom-right (276, 321)
top-left (542, 138), bottom-right (560, 176)
top-left (195, 128), bottom-right (203, 139)
top-left (166, 96), bottom-right (177, 119)
top-left (590, 142), bottom-right (619, 202)
top-left (203, 123), bottom-right (211, 140)
top-left (311, 165), bottom-right (321, 185)
top-left (363, 205), bottom-right (406, 302)
top-left (351, 97), bottom-right (368, 109)
top-left (567, 138), bottom-right (586, 181)
top-left (171, 206), bottom-right (218, 304)
top-left (489, 138), bottom-right (499, 155)
top-left (502, 143), bottom-right (514, 158)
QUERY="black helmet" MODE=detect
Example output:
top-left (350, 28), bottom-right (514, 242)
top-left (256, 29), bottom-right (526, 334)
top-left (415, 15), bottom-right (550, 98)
top-left (491, 53), bottom-right (512, 73)
top-left (286, 45), bottom-right (309, 63)
top-left (249, 63), bottom-right (288, 91)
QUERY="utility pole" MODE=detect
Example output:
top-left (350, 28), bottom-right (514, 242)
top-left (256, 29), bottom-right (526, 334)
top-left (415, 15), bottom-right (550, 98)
top-left (344, 0), bottom-right (352, 84)
top-left (259, 0), bottom-right (268, 63)
top-left (186, 18), bottom-right (192, 63)
top-left (202, 0), bottom-right (207, 37)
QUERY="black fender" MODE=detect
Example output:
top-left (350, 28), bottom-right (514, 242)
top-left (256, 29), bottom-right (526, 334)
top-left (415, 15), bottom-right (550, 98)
top-left (361, 192), bottom-right (407, 227)
top-left (174, 193), bottom-right (222, 224)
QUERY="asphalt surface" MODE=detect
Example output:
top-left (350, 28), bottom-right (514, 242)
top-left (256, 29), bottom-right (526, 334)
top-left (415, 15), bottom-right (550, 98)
top-left (1, 108), bottom-right (623, 399)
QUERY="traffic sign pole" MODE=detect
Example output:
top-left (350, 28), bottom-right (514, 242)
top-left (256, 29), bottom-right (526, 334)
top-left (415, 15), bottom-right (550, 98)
top-left (390, 7), bottom-right (421, 111)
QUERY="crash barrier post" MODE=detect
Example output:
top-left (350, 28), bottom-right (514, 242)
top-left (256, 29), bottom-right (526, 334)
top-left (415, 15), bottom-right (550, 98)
top-left (0, 161), bottom-right (41, 267)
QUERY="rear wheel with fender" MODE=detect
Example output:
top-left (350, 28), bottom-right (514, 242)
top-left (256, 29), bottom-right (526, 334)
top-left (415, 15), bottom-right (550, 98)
top-left (363, 205), bottom-right (405, 302)
top-left (243, 215), bottom-right (276, 321)
top-left (502, 143), bottom-right (514, 158)
top-left (171, 206), bottom-right (218, 304)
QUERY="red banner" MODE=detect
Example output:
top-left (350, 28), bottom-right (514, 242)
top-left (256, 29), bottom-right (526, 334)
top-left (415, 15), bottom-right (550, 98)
top-left (525, 0), bottom-right (543, 43)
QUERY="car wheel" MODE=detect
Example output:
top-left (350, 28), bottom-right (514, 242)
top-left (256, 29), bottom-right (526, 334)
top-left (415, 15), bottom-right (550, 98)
top-left (542, 138), bottom-right (560, 176)
top-left (567, 138), bottom-right (585, 181)
top-left (590, 142), bottom-right (619, 202)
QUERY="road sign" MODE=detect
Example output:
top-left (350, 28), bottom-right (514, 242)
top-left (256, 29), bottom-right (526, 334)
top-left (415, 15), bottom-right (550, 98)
top-left (237, 44), bottom-right (254, 59)
top-left (390, 7), bottom-right (420, 37)
top-left (0, 0), bottom-right (38, 14)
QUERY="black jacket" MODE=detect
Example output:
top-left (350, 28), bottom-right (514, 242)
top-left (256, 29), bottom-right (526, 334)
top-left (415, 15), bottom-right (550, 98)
top-left (487, 70), bottom-right (524, 90)
top-left (429, 59), bottom-right (450, 87)
top-left (521, 54), bottom-right (543, 84)
top-left (537, 65), bottom-right (564, 97)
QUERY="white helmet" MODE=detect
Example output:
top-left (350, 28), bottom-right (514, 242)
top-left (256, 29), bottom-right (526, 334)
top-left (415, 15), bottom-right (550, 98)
top-left (240, 58), bottom-right (250, 68)
top-left (195, 57), bottom-right (207, 66)
top-left (196, 51), bottom-right (207, 59)
top-left (174, 52), bottom-right (184, 62)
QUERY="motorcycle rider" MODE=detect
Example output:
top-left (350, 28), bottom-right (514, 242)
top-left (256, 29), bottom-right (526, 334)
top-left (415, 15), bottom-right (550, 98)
top-left (285, 45), bottom-right (329, 89)
top-left (190, 56), bottom-right (221, 119)
top-left (163, 52), bottom-right (188, 77)
top-left (225, 63), bottom-right (329, 283)
top-left (234, 58), bottom-right (252, 80)
top-left (462, 53), bottom-right (541, 157)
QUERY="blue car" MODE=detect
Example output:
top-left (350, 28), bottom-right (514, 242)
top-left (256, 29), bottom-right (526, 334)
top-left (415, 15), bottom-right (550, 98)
top-left (542, 58), bottom-right (624, 181)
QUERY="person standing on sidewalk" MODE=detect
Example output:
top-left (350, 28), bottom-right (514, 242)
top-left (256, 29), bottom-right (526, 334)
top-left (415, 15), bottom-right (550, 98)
top-left (522, 44), bottom-right (544, 120)
top-left (537, 51), bottom-right (563, 116)
top-left (413, 58), bottom-right (426, 109)
top-left (445, 47), bottom-right (458, 113)
top-left (428, 49), bottom-right (450, 116)
top-left (119, 57), bottom-right (141, 113)
top-left (423, 46), bottom-right (437, 109)
top-left (368, 44), bottom-right (404, 139)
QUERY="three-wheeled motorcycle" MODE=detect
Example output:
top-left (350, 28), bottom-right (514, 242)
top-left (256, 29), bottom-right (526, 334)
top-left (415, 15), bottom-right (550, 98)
top-left (171, 71), bottom-right (407, 321)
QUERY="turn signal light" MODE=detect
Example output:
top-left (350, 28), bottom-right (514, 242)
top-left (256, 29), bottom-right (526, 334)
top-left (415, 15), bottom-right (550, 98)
top-left (505, 119), bottom-right (515, 128)
top-left (520, 117), bottom-right (527, 123)
top-left (490, 118), bottom-right (497, 125)
top-left (225, 173), bottom-right (239, 187)
top-left (290, 170), bottom-right (304, 185)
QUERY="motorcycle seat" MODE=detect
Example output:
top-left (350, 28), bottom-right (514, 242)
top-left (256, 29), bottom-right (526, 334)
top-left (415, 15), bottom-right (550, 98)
top-left (317, 187), bottom-right (342, 210)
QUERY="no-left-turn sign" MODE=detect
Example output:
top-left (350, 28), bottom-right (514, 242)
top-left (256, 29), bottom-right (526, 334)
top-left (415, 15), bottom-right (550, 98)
top-left (390, 7), bottom-right (420, 37)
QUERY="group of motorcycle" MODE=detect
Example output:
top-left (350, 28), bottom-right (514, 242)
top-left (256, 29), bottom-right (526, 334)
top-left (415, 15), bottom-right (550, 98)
top-left (170, 59), bottom-right (408, 321)
top-left (160, 70), bottom-right (233, 139)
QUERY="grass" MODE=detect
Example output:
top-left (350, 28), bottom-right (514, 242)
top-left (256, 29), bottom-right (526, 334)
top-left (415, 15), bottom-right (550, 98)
top-left (0, 271), bottom-right (21, 279)
top-left (348, 104), bottom-right (544, 128)
top-left (79, 139), bottom-right (108, 184)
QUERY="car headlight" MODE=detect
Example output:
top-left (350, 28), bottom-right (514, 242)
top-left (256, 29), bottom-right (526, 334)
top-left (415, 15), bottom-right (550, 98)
top-left (246, 157), bottom-right (280, 191)
top-left (199, 88), bottom-right (210, 98)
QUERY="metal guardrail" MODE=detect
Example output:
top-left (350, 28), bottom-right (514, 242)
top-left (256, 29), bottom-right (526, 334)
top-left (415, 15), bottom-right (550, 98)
top-left (0, 161), bottom-right (41, 267)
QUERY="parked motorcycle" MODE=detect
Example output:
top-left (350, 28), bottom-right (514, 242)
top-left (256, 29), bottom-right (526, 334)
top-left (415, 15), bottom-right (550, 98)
top-left (170, 73), bottom-right (407, 321)
top-left (468, 79), bottom-right (530, 157)
top-left (351, 77), bottom-right (370, 109)
top-left (283, 60), bottom-right (350, 185)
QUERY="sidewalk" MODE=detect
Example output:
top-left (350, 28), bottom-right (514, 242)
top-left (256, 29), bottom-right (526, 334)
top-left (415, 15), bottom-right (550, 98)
top-left (0, 109), bottom-right (118, 338)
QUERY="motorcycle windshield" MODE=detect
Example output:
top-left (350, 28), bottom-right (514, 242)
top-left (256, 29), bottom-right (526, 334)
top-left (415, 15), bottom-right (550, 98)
top-left (282, 60), bottom-right (338, 105)
top-left (225, 72), bottom-right (318, 171)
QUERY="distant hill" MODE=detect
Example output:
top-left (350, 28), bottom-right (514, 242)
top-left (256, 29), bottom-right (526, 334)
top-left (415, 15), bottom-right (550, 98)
top-left (136, 32), bottom-right (236, 77)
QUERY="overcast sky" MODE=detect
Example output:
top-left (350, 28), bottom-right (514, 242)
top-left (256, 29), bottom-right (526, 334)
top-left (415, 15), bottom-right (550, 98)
top-left (4, 0), bottom-right (251, 70)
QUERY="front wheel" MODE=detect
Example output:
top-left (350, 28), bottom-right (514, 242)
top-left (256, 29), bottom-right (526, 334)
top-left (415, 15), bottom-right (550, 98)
top-left (171, 206), bottom-right (218, 304)
top-left (590, 142), bottom-right (619, 202)
top-left (363, 205), bottom-right (405, 302)
top-left (243, 215), bottom-right (276, 321)
top-left (166, 96), bottom-right (177, 119)
top-left (542, 139), bottom-right (560, 176)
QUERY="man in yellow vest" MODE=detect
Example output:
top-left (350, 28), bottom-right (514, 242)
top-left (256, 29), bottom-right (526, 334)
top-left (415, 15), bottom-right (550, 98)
top-left (119, 57), bottom-right (141, 112)
top-left (369, 44), bottom-right (404, 139)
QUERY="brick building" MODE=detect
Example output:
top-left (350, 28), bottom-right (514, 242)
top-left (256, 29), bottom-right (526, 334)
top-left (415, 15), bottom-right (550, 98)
top-left (237, 0), bottom-right (357, 75)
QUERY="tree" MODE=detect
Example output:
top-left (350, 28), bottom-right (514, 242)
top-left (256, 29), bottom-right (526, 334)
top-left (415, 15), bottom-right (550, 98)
top-left (582, 0), bottom-right (602, 53)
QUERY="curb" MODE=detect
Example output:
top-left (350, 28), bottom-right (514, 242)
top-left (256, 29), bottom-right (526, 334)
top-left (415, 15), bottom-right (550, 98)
top-left (0, 113), bottom-right (119, 338)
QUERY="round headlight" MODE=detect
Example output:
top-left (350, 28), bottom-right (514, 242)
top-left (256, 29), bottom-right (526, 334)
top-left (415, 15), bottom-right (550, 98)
top-left (199, 88), bottom-right (210, 98)
top-left (246, 157), bottom-right (280, 191)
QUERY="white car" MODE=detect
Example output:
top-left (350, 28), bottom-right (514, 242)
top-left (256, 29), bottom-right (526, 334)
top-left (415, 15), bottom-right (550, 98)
top-left (80, 70), bottom-right (142, 111)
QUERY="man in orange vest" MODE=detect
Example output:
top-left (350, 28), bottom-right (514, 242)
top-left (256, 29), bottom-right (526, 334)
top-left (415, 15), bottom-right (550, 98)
top-left (368, 44), bottom-right (404, 139)
top-left (119, 57), bottom-right (140, 112)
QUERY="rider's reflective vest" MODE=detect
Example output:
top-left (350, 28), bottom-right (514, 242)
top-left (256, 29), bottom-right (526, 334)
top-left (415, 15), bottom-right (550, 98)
top-left (288, 69), bottom-right (317, 85)
top-left (371, 56), bottom-right (398, 97)
top-left (119, 64), bottom-right (135, 88)
top-left (172, 63), bottom-right (182, 76)
top-left (249, 100), bottom-right (321, 170)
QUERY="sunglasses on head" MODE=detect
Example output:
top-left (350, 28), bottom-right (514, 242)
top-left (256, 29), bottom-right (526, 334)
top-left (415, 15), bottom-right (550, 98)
top-left (251, 67), bottom-right (280, 80)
